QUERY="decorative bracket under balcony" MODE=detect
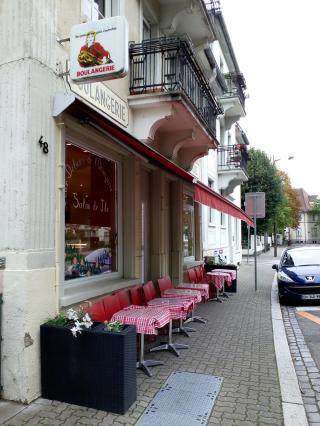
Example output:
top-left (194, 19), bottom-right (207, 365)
top-left (128, 36), bottom-right (222, 170)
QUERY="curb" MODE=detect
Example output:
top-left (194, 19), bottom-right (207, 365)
top-left (271, 275), bottom-right (308, 426)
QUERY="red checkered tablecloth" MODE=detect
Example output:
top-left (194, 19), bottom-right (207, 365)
top-left (111, 306), bottom-right (171, 335)
top-left (213, 269), bottom-right (237, 282)
top-left (147, 297), bottom-right (193, 320)
top-left (162, 288), bottom-right (202, 303)
top-left (177, 283), bottom-right (209, 300)
top-left (205, 271), bottom-right (231, 290)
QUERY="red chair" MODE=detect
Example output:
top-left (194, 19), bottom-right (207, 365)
top-left (85, 300), bottom-right (106, 322)
top-left (157, 276), bottom-right (173, 295)
top-left (187, 268), bottom-right (197, 284)
top-left (102, 294), bottom-right (122, 321)
top-left (142, 281), bottom-right (157, 304)
top-left (129, 286), bottom-right (143, 306)
top-left (195, 265), bottom-right (205, 283)
top-left (113, 289), bottom-right (130, 309)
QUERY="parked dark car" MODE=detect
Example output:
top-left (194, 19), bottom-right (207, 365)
top-left (272, 246), bottom-right (320, 304)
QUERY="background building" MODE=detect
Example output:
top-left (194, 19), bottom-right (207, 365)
top-left (289, 189), bottom-right (320, 244)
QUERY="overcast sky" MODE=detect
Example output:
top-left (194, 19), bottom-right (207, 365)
top-left (220, 0), bottom-right (319, 196)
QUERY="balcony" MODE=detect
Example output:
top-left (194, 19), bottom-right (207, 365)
top-left (128, 36), bottom-right (222, 170)
top-left (217, 144), bottom-right (249, 195)
top-left (203, 0), bottom-right (247, 126)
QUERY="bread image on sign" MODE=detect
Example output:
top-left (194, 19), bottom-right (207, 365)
top-left (70, 16), bottom-right (128, 83)
top-left (78, 31), bottom-right (113, 67)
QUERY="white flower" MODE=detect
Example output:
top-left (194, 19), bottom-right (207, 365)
top-left (82, 313), bottom-right (91, 323)
top-left (68, 309), bottom-right (93, 337)
top-left (70, 326), bottom-right (79, 337)
top-left (67, 308), bottom-right (78, 321)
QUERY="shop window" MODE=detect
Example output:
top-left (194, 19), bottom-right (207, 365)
top-left (65, 144), bottom-right (118, 281)
top-left (183, 194), bottom-right (194, 258)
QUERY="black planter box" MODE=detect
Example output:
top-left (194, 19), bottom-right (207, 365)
top-left (204, 264), bottom-right (238, 293)
top-left (40, 322), bottom-right (137, 414)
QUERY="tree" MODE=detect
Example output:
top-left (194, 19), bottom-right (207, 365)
top-left (311, 199), bottom-right (320, 226)
top-left (241, 148), bottom-right (283, 235)
top-left (276, 170), bottom-right (301, 231)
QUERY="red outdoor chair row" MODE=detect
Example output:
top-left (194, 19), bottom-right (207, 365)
top-left (187, 264), bottom-right (206, 284)
top-left (86, 277), bottom-right (176, 322)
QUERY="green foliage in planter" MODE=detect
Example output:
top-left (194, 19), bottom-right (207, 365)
top-left (104, 321), bottom-right (124, 332)
top-left (45, 313), bottom-right (68, 327)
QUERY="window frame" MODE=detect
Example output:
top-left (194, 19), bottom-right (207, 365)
top-left (208, 178), bottom-right (215, 225)
top-left (183, 191), bottom-right (195, 260)
top-left (61, 136), bottom-right (123, 303)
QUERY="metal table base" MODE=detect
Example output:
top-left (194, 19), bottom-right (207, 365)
top-left (150, 320), bottom-right (189, 357)
top-left (172, 318), bottom-right (196, 337)
top-left (138, 333), bottom-right (163, 377)
top-left (184, 310), bottom-right (207, 325)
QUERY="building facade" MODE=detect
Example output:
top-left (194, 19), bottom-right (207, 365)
top-left (193, 2), bottom-right (249, 265)
top-left (0, 0), bottom-right (251, 402)
top-left (289, 189), bottom-right (320, 244)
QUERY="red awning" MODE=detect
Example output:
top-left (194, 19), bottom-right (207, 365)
top-left (64, 98), bottom-right (252, 225)
top-left (195, 181), bottom-right (253, 226)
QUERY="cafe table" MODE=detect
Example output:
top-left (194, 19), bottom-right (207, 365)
top-left (205, 271), bottom-right (232, 302)
top-left (147, 298), bottom-right (192, 356)
top-left (111, 305), bottom-right (171, 377)
top-left (212, 269), bottom-right (237, 284)
top-left (162, 288), bottom-right (202, 336)
top-left (176, 283), bottom-right (209, 300)
top-left (176, 283), bottom-right (209, 324)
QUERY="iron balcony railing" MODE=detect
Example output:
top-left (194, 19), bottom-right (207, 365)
top-left (223, 73), bottom-right (246, 108)
top-left (217, 145), bottom-right (249, 174)
top-left (129, 36), bottom-right (223, 137)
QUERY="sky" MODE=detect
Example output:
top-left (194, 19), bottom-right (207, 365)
top-left (220, 0), bottom-right (320, 196)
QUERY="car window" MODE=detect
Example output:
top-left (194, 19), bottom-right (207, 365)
top-left (282, 249), bottom-right (320, 267)
top-left (281, 252), bottom-right (294, 267)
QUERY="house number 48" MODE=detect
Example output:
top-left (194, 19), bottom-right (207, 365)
top-left (38, 136), bottom-right (49, 154)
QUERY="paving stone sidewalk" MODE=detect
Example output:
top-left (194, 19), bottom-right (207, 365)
top-left (3, 251), bottom-right (284, 426)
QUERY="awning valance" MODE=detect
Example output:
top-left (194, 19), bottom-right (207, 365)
top-left (54, 95), bottom-right (252, 225)
top-left (195, 181), bottom-right (253, 226)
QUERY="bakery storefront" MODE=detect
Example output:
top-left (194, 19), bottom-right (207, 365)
top-left (53, 87), bottom-right (253, 307)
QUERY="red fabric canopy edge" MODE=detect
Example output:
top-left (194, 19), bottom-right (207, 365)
top-left (67, 99), bottom-right (252, 226)
top-left (195, 182), bottom-right (253, 226)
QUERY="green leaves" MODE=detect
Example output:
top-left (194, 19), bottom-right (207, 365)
top-left (241, 149), bottom-right (299, 235)
top-left (104, 321), bottom-right (124, 332)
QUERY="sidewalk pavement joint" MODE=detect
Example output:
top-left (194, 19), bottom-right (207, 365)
top-left (271, 275), bottom-right (308, 426)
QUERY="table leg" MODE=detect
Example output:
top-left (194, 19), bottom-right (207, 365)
top-left (150, 320), bottom-right (189, 357)
top-left (207, 283), bottom-right (223, 302)
top-left (220, 281), bottom-right (231, 298)
top-left (172, 318), bottom-right (196, 337)
top-left (137, 333), bottom-right (163, 377)
top-left (184, 309), bottom-right (207, 325)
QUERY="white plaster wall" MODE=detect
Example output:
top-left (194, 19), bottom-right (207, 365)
top-left (0, 0), bottom-right (58, 402)
top-left (1, 265), bottom-right (56, 402)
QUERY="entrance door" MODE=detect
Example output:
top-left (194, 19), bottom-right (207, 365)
top-left (141, 170), bottom-right (150, 283)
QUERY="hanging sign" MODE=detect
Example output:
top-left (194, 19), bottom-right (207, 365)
top-left (70, 16), bottom-right (128, 83)
top-left (69, 80), bottom-right (129, 127)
